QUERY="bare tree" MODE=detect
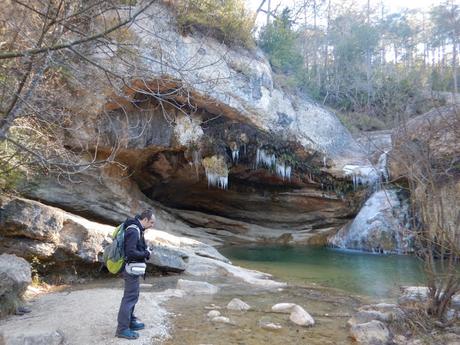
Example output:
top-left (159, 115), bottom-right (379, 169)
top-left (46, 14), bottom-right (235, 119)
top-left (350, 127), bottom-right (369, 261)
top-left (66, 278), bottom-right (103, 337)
top-left (391, 105), bottom-right (460, 322)
top-left (0, 0), bottom-right (162, 181)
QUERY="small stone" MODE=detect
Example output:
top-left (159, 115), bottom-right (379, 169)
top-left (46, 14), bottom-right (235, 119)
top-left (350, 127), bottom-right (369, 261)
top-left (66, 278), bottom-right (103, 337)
top-left (211, 316), bottom-right (232, 324)
top-left (207, 310), bottom-right (221, 318)
top-left (271, 303), bottom-right (296, 313)
top-left (227, 298), bottom-right (251, 311)
top-left (289, 305), bottom-right (315, 327)
top-left (204, 304), bottom-right (221, 310)
top-left (259, 320), bottom-right (283, 331)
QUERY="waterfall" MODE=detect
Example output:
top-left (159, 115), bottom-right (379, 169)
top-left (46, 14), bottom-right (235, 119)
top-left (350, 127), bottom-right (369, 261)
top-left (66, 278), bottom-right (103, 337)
top-left (328, 188), bottom-right (412, 254)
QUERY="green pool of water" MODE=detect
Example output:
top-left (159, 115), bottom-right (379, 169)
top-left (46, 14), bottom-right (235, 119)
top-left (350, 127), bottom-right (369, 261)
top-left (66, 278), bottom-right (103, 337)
top-left (220, 245), bottom-right (425, 299)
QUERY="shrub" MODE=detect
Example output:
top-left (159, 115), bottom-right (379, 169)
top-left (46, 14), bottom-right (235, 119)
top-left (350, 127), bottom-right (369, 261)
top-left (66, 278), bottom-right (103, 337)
top-left (175, 0), bottom-right (255, 48)
top-left (258, 8), bottom-right (303, 74)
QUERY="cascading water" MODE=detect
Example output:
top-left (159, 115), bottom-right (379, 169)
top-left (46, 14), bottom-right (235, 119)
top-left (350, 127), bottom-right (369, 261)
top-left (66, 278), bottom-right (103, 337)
top-left (328, 188), bottom-right (412, 254)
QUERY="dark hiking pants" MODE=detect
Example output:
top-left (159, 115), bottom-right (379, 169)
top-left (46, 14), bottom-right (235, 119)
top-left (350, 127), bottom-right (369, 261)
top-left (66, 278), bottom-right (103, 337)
top-left (117, 270), bottom-right (140, 333)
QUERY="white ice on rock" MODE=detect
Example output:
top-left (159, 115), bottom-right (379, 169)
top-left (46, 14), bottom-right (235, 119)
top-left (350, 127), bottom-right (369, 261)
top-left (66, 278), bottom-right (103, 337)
top-left (328, 188), bottom-right (412, 254)
top-left (205, 172), bottom-right (228, 190)
top-left (256, 149), bottom-right (292, 180)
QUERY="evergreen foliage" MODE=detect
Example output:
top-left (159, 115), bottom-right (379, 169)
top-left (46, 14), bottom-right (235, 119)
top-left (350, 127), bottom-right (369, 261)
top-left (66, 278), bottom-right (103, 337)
top-left (258, 8), bottom-right (303, 74)
top-left (256, 1), bottom-right (459, 129)
top-left (175, 0), bottom-right (255, 48)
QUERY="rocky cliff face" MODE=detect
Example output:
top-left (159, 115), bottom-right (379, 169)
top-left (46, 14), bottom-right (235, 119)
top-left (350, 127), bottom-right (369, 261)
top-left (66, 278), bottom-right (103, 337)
top-left (388, 106), bottom-right (459, 249)
top-left (14, 2), bottom-right (377, 249)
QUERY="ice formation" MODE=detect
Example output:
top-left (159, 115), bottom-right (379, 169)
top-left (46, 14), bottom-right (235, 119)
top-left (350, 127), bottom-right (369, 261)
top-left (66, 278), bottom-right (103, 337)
top-left (256, 149), bottom-right (292, 180)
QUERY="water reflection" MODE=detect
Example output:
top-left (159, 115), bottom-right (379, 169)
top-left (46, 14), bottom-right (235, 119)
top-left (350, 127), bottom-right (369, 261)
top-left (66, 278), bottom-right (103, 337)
top-left (221, 245), bottom-right (425, 298)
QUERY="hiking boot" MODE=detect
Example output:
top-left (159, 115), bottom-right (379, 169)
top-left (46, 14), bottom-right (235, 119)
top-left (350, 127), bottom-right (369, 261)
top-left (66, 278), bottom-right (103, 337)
top-left (115, 329), bottom-right (139, 340)
top-left (130, 320), bottom-right (145, 330)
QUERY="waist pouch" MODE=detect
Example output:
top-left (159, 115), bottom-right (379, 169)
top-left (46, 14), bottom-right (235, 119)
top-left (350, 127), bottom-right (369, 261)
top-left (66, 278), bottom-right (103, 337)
top-left (125, 262), bottom-right (146, 276)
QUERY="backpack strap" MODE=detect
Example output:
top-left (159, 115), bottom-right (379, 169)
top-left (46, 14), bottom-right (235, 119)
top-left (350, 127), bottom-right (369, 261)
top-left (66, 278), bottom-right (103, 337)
top-left (125, 224), bottom-right (140, 238)
top-left (124, 224), bottom-right (142, 264)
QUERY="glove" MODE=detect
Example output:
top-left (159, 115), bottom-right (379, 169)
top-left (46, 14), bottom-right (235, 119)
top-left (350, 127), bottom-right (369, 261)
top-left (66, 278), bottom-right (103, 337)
top-left (144, 249), bottom-right (151, 260)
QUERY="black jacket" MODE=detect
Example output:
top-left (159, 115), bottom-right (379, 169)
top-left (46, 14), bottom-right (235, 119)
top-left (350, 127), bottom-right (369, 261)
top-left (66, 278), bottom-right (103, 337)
top-left (123, 217), bottom-right (150, 263)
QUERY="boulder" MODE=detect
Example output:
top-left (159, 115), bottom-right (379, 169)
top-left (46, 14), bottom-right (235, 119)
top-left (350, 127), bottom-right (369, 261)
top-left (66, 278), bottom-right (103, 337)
top-left (289, 305), bottom-right (315, 327)
top-left (398, 286), bottom-right (430, 305)
top-left (147, 245), bottom-right (188, 272)
top-left (348, 303), bottom-right (404, 327)
top-left (226, 298), bottom-right (251, 311)
top-left (350, 320), bottom-right (390, 345)
top-left (176, 279), bottom-right (219, 295)
top-left (0, 254), bottom-right (32, 316)
top-left (0, 197), bottom-right (112, 265)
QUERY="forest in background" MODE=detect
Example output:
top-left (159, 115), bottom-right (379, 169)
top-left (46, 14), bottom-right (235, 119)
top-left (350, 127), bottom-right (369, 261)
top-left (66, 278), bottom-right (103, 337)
top-left (256, 0), bottom-right (459, 131)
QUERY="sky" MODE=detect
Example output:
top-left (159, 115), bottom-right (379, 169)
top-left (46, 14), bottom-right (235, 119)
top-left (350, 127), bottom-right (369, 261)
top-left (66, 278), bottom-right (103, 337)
top-left (247, 0), bottom-right (442, 29)
top-left (247, 0), bottom-right (440, 12)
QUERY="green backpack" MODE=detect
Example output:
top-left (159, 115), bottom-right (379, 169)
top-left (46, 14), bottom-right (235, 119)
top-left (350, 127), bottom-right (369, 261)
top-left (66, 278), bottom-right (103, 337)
top-left (103, 223), bottom-right (126, 274)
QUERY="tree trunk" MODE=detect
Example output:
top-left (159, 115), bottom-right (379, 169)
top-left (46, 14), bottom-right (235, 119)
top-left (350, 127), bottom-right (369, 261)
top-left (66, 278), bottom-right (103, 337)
top-left (453, 40), bottom-right (458, 94)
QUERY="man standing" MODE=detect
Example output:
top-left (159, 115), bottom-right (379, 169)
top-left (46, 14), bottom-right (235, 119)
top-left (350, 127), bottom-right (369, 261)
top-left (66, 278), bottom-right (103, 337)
top-left (116, 209), bottom-right (155, 340)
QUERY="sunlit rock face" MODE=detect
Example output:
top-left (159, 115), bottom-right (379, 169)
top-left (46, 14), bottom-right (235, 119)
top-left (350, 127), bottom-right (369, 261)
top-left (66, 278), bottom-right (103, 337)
top-left (388, 106), bottom-right (459, 248)
top-left (328, 188), bottom-right (413, 254)
top-left (20, 2), bottom-right (378, 246)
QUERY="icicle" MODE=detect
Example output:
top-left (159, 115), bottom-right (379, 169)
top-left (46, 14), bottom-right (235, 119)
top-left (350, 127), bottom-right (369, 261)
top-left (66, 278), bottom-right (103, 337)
top-left (231, 149), bottom-right (239, 163)
top-left (323, 156), bottom-right (327, 168)
top-left (205, 172), bottom-right (229, 190)
top-left (377, 151), bottom-right (389, 184)
top-left (343, 165), bottom-right (380, 191)
top-left (256, 149), bottom-right (276, 169)
top-left (192, 150), bottom-right (201, 177)
top-left (202, 155), bottom-right (229, 190)
top-left (275, 163), bottom-right (292, 180)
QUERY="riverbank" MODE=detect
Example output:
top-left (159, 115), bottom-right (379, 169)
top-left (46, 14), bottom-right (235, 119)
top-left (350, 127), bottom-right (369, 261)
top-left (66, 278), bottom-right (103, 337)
top-left (0, 271), bottom-right (364, 345)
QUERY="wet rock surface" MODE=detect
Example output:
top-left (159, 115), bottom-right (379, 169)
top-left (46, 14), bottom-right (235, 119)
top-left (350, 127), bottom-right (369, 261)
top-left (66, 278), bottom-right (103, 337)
top-left (328, 188), bottom-right (412, 254)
